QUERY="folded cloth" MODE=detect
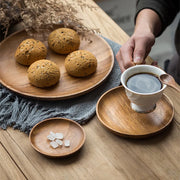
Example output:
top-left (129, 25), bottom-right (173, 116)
top-left (0, 37), bottom-right (121, 134)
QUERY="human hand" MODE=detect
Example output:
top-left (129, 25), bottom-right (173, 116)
top-left (116, 31), bottom-right (156, 72)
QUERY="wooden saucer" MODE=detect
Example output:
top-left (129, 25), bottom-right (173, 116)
top-left (96, 86), bottom-right (174, 138)
top-left (29, 118), bottom-right (86, 157)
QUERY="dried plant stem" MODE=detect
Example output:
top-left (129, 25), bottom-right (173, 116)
top-left (0, 0), bottom-right (100, 40)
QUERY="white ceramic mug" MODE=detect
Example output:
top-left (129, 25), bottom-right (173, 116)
top-left (121, 65), bottom-right (167, 113)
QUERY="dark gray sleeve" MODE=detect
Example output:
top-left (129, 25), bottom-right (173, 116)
top-left (135, 0), bottom-right (179, 34)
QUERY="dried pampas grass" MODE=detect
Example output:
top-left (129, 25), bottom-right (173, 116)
top-left (0, 0), bottom-right (100, 40)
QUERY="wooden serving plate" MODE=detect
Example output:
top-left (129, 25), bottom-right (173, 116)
top-left (29, 118), bottom-right (86, 157)
top-left (0, 30), bottom-right (114, 100)
top-left (96, 86), bottom-right (174, 138)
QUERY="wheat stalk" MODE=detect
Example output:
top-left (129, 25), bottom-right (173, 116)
top-left (0, 0), bottom-right (100, 40)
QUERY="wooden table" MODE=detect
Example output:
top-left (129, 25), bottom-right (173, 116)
top-left (0, 1), bottom-right (180, 179)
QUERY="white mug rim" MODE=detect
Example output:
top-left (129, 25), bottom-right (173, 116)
top-left (121, 65), bottom-right (167, 95)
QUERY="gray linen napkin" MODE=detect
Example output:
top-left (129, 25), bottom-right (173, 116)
top-left (0, 37), bottom-right (121, 134)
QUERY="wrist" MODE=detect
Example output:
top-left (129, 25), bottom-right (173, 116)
top-left (135, 9), bottom-right (162, 37)
top-left (134, 23), bottom-right (155, 37)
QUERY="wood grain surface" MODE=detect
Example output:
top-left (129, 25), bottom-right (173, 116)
top-left (96, 86), bottom-right (174, 138)
top-left (0, 0), bottom-right (179, 180)
top-left (0, 30), bottom-right (114, 100)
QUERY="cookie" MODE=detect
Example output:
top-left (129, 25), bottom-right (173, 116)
top-left (65, 50), bottom-right (97, 77)
top-left (15, 39), bottom-right (47, 66)
top-left (48, 28), bottom-right (80, 54)
top-left (27, 59), bottom-right (60, 88)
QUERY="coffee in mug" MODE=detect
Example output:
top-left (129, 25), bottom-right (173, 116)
top-left (126, 73), bottom-right (162, 94)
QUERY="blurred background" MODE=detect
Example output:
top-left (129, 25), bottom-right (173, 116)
top-left (96, 0), bottom-right (180, 69)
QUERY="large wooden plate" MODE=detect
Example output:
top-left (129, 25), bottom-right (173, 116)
top-left (29, 118), bottom-right (86, 157)
top-left (0, 30), bottom-right (114, 100)
top-left (96, 86), bottom-right (174, 138)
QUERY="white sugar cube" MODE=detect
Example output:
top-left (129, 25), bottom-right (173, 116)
top-left (55, 133), bottom-right (64, 140)
top-left (64, 140), bottom-right (70, 147)
top-left (47, 134), bottom-right (55, 141)
top-left (55, 139), bottom-right (63, 146)
top-left (50, 141), bottom-right (59, 149)
top-left (50, 131), bottom-right (56, 138)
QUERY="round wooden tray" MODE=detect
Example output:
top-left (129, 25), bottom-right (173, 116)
top-left (96, 86), bottom-right (174, 138)
top-left (29, 118), bottom-right (86, 157)
top-left (0, 30), bottom-right (114, 100)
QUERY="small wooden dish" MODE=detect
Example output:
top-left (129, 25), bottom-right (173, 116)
top-left (96, 86), bottom-right (174, 138)
top-left (29, 118), bottom-right (86, 157)
top-left (0, 29), bottom-right (114, 100)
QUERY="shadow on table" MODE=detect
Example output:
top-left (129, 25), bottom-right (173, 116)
top-left (43, 146), bottom-right (85, 164)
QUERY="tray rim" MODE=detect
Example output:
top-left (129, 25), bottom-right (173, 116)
top-left (0, 29), bottom-right (114, 100)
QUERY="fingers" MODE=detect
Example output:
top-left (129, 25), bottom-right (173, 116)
top-left (133, 33), bottom-right (155, 64)
top-left (116, 39), bottom-right (135, 72)
top-left (116, 32), bottom-right (155, 72)
top-left (151, 61), bottom-right (158, 66)
top-left (116, 51), bottom-right (126, 72)
top-left (133, 39), bottom-right (148, 64)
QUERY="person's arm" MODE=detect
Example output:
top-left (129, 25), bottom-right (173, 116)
top-left (136, 0), bottom-right (179, 34)
top-left (116, 9), bottom-right (161, 72)
top-left (116, 0), bottom-right (179, 72)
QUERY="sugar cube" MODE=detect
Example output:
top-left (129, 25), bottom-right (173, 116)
top-left (50, 141), bottom-right (59, 149)
top-left (47, 134), bottom-right (55, 141)
top-left (50, 131), bottom-right (56, 138)
top-left (64, 140), bottom-right (70, 147)
top-left (55, 139), bottom-right (63, 146)
top-left (55, 133), bottom-right (64, 140)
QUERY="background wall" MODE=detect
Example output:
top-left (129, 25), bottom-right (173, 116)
top-left (96, 0), bottom-right (179, 69)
